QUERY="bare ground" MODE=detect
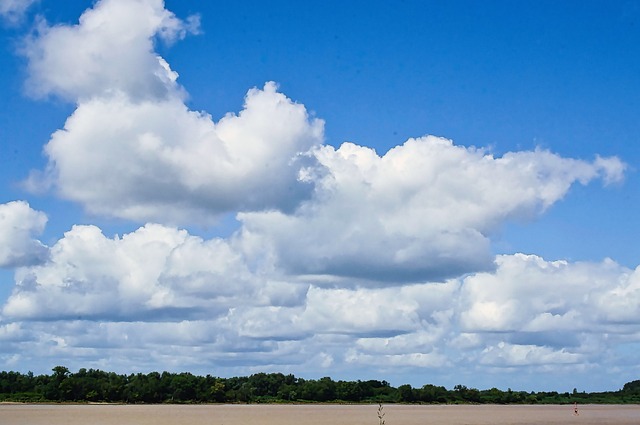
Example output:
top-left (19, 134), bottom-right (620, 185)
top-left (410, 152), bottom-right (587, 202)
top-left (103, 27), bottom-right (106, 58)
top-left (1, 403), bottom-right (639, 425)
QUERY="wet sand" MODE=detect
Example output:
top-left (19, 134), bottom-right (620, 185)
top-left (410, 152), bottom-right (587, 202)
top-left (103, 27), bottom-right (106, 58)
top-left (1, 403), bottom-right (639, 424)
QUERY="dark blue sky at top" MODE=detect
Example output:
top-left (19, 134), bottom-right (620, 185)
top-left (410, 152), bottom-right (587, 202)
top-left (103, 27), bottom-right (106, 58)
top-left (161, 0), bottom-right (640, 155)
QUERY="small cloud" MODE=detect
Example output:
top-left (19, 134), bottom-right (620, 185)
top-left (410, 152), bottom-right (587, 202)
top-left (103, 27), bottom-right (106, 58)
top-left (480, 342), bottom-right (583, 367)
top-left (21, 0), bottom-right (191, 101)
top-left (594, 155), bottom-right (626, 186)
top-left (0, 0), bottom-right (38, 25)
top-left (0, 201), bottom-right (48, 268)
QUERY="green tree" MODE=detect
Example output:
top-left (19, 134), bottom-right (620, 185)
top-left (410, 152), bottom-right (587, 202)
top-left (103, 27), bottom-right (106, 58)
top-left (397, 384), bottom-right (416, 402)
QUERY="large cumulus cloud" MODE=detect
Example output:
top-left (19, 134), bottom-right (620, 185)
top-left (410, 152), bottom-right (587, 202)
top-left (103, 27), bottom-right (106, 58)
top-left (239, 137), bottom-right (624, 282)
top-left (30, 84), bottom-right (323, 224)
top-left (23, 0), bottom-right (323, 224)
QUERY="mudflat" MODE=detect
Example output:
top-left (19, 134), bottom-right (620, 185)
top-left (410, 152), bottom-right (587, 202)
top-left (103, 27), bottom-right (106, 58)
top-left (1, 403), bottom-right (639, 425)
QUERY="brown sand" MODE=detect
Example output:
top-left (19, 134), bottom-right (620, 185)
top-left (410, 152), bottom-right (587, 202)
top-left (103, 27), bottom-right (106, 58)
top-left (1, 403), bottom-right (639, 425)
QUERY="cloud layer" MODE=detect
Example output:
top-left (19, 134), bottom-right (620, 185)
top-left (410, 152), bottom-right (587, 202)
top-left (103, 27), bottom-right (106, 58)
top-left (0, 0), bottom-right (635, 391)
top-left (3, 217), bottom-right (640, 387)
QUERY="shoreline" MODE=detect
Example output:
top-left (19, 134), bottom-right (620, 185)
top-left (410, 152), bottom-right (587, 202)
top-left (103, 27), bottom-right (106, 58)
top-left (2, 400), bottom-right (639, 405)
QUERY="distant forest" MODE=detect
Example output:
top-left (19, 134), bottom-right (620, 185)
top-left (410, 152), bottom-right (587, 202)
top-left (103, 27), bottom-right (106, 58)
top-left (2, 367), bottom-right (640, 404)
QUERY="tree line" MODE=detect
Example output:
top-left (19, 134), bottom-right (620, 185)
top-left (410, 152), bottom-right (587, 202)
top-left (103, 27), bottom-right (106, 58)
top-left (1, 366), bottom-right (639, 404)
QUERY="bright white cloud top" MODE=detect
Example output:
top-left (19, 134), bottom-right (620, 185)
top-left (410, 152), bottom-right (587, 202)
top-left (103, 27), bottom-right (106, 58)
top-left (0, 0), bottom-right (639, 392)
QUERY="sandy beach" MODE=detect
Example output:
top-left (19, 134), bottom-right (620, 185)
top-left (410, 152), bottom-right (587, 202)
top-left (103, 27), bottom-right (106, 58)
top-left (1, 403), bottom-right (639, 425)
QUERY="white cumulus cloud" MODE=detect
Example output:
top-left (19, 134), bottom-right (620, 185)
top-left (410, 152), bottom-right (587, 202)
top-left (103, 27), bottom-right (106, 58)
top-left (0, 201), bottom-right (48, 268)
top-left (22, 0), bottom-right (195, 101)
top-left (22, 0), bottom-right (324, 224)
top-left (3, 223), bottom-right (258, 320)
top-left (458, 254), bottom-right (631, 335)
top-left (29, 84), bottom-right (323, 224)
top-left (238, 137), bottom-right (624, 282)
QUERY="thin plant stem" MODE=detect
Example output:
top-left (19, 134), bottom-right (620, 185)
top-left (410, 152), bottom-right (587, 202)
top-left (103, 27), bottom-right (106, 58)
top-left (377, 403), bottom-right (385, 425)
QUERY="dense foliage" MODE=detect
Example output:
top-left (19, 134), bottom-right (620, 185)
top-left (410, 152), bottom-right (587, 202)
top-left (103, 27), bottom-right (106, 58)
top-left (1, 367), bottom-right (638, 404)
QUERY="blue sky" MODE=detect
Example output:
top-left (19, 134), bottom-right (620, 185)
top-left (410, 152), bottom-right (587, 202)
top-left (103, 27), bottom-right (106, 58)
top-left (0, 0), bottom-right (639, 393)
